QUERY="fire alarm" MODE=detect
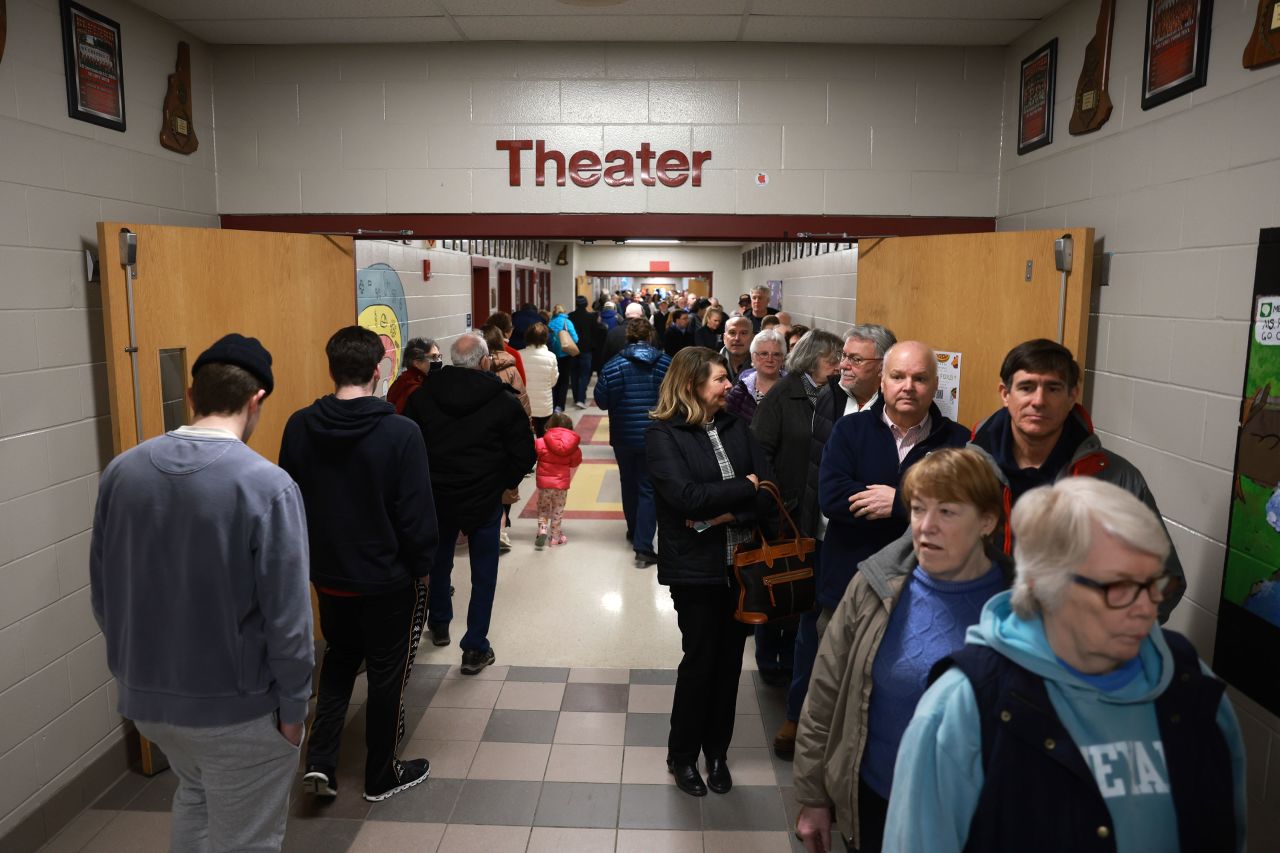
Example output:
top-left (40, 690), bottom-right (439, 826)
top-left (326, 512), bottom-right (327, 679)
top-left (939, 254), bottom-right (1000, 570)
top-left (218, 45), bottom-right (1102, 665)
top-left (423, 259), bottom-right (432, 280)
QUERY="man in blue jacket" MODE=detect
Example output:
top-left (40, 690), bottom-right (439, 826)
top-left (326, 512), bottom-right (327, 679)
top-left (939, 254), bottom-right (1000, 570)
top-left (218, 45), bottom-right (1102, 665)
top-left (595, 317), bottom-right (671, 566)
top-left (91, 334), bottom-right (312, 853)
top-left (279, 326), bottom-right (439, 803)
top-left (818, 340), bottom-right (968, 624)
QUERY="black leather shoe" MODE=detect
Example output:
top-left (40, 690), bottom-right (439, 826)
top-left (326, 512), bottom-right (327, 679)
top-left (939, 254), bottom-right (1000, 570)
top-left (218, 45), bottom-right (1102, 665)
top-left (666, 759), bottom-right (707, 797)
top-left (706, 757), bottom-right (732, 794)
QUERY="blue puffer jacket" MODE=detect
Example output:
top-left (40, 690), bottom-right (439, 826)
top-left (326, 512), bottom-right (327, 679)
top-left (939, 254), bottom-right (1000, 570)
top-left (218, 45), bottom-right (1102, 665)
top-left (594, 342), bottom-right (670, 449)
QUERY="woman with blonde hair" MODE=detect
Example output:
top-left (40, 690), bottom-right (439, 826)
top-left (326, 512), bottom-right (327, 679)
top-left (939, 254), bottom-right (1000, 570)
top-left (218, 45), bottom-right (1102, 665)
top-left (645, 347), bottom-right (773, 798)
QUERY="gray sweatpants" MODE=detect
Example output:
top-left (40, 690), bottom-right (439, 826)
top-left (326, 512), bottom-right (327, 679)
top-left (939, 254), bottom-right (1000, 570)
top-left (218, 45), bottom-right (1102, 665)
top-left (137, 713), bottom-right (301, 853)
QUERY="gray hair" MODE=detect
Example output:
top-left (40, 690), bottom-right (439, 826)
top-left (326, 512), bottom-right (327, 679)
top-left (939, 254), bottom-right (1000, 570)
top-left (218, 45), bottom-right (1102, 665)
top-left (786, 329), bottom-right (843, 376)
top-left (845, 324), bottom-right (896, 358)
top-left (1009, 478), bottom-right (1172, 619)
top-left (404, 337), bottom-right (436, 365)
top-left (749, 328), bottom-right (788, 356)
top-left (450, 332), bottom-right (490, 369)
top-left (751, 284), bottom-right (772, 297)
top-left (724, 314), bottom-right (753, 332)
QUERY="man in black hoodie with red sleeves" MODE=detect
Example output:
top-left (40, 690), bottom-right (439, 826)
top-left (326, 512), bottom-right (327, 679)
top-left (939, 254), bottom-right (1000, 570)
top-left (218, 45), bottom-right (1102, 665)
top-left (279, 326), bottom-right (439, 804)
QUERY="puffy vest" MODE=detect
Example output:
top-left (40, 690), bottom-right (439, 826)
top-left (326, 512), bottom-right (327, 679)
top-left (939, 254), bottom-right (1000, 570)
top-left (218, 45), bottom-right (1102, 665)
top-left (928, 630), bottom-right (1236, 853)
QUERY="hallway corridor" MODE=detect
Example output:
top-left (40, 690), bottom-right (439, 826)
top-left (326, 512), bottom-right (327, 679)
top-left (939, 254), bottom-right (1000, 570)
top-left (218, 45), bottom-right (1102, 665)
top-left (40, 407), bottom-right (805, 853)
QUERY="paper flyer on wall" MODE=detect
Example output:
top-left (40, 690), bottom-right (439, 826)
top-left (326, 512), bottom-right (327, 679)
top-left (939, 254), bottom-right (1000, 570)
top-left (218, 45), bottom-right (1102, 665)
top-left (933, 350), bottom-right (961, 421)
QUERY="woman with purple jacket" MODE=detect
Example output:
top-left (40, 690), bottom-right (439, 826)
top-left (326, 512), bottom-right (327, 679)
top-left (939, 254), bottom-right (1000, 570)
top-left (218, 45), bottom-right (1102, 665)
top-left (724, 328), bottom-right (787, 425)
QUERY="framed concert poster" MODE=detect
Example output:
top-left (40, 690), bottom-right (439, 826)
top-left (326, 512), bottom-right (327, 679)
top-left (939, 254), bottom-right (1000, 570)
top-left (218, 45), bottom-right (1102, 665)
top-left (1018, 39), bottom-right (1057, 155)
top-left (1142, 0), bottom-right (1213, 110)
top-left (59, 0), bottom-right (125, 131)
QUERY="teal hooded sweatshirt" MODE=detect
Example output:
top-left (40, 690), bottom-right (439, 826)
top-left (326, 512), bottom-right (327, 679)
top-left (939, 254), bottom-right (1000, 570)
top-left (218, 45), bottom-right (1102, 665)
top-left (882, 590), bottom-right (1246, 853)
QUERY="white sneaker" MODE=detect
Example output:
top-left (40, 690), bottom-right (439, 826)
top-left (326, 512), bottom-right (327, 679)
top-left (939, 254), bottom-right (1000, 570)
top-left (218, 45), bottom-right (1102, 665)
top-left (574, 401), bottom-right (588, 409)
top-left (499, 529), bottom-right (512, 552)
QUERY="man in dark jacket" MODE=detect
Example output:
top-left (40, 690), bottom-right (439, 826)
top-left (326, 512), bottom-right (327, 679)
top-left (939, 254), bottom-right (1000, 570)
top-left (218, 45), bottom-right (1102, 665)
top-left (403, 332), bottom-right (536, 674)
top-left (819, 341), bottom-right (968, 611)
top-left (967, 338), bottom-right (1185, 620)
top-left (595, 318), bottom-right (671, 566)
top-left (569, 295), bottom-right (604, 409)
top-left (602, 302), bottom-right (645, 365)
top-left (510, 302), bottom-right (541, 349)
top-left (279, 326), bottom-right (438, 802)
top-left (663, 309), bottom-right (695, 356)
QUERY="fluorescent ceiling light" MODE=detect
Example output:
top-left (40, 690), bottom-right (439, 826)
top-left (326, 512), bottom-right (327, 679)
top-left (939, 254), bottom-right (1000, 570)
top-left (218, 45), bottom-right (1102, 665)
top-left (624, 239), bottom-right (681, 245)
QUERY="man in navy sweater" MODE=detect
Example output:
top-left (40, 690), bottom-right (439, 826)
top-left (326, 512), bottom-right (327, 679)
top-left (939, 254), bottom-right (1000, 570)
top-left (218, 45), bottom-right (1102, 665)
top-left (92, 334), bottom-right (312, 853)
top-left (818, 340), bottom-right (969, 624)
top-left (280, 326), bottom-right (439, 803)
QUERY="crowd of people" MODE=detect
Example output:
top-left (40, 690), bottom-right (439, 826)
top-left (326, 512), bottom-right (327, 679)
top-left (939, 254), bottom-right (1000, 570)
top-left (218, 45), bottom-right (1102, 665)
top-left (86, 279), bottom-right (1247, 852)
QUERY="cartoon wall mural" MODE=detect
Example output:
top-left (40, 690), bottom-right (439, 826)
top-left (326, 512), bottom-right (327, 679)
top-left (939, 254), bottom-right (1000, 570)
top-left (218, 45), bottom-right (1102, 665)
top-left (356, 263), bottom-right (409, 397)
top-left (1215, 227), bottom-right (1280, 717)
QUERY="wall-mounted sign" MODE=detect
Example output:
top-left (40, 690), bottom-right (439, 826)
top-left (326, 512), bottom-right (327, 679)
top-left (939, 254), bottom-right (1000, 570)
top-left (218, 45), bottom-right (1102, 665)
top-left (754, 172), bottom-right (769, 187)
top-left (497, 140), bottom-right (711, 188)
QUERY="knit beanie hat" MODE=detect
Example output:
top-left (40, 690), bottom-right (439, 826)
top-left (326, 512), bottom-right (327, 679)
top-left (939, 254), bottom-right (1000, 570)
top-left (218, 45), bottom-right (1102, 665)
top-left (192, 333), bottom-right (275, 396)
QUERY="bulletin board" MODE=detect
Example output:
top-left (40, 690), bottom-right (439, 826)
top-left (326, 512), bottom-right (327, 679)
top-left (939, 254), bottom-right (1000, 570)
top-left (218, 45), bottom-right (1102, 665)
top-left (1214, 227), bottom-right (1280, 717)
top-left (855, 227), bottom-right (1095, 430)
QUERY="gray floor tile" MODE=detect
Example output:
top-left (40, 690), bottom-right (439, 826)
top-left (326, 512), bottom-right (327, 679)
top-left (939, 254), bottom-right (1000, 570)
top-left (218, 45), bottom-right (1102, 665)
top-left (290, 776), bottom-right (374, 821)
top-left (629, 669), bottom-right (678, 685)
top-left (701, 785), bottom-right (789, 831)
top-left (92, 771), bottom-right (152, 810)
top-left (561, 683), bottom-right (629, 713)
top-left (617, 784), bottom-right (702, 830)
top-left (508, 666), bottom-right (570, 682)
top-left (623, 713), bottom-right (669, 747)
top-left (481, 709), bottom-right (561, 744)
top-left (404, 677), bottom-right (443, 708)
top-left (281, 816), bottom-right (363, 852)
top-left (122, 771), bottom-right (178, 813)
top-left (414, 663), bottom-right (452, 680)
top-left (449, 779), bottom-right (542, 826)
top-left (364, 776), bottom-right (463, 823)
top-left (533, 782), bottom-right (621, 829)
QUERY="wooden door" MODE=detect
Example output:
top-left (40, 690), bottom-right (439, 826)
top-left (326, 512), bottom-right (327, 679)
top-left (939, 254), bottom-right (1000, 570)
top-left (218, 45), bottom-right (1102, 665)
top-left (856, 228), bottom-right (1094, 429)
top-left (471, 265), bottom-right (490, 326)
top-left (97, 222), bottom-right (354, 774)
top-left (98, 223), bottom-right (355, 461)
top-left (687, 277), bottom-right (711, 297)
top-left (498, 267), bottom-right (513, 314)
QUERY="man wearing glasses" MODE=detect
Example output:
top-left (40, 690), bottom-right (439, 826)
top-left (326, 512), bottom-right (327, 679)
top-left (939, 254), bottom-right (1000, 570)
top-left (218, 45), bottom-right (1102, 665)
top-left (968, 339), bottom-right (1185, 621)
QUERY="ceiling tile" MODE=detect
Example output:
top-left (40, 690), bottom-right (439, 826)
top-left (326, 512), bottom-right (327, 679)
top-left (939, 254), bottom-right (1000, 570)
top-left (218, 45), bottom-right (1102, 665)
top-left (455, 15), bottom-right (741, 41)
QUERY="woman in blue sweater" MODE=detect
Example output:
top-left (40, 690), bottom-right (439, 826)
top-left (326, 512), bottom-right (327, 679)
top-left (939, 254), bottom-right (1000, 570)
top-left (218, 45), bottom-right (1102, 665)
top-left (793, 449), bottom-right (1010, 853)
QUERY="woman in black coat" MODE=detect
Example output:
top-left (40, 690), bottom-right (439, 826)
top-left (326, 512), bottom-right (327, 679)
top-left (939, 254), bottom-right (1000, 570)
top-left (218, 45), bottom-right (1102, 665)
top-left (645, 347), bottom-right (774, 798)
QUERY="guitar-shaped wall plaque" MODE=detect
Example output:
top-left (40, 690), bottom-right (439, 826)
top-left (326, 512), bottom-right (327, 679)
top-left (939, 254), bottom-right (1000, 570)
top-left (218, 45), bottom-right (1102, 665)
top-left (159, 41), bottom-right (198, 155)
top-left (1069, 0), bottom-right (1116, 135)
top-left (1243, 0), bottom-right (1280, 69)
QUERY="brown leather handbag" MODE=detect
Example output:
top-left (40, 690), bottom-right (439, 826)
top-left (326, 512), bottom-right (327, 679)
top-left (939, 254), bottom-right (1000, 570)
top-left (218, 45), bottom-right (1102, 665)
top-left (730, 481), bottom-right (816, 625)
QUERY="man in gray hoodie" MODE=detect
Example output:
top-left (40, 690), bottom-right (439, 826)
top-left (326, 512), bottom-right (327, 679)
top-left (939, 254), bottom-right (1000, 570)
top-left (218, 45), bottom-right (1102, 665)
top-left (91, 334), bottom-right (312, 853)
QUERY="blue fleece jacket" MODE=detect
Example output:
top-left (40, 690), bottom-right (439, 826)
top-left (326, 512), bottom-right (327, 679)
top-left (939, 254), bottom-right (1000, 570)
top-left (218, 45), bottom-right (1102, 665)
top-left (90, 428), bottom-right (314, 726)
top-left (883, 591), bottom-right (1247, 853)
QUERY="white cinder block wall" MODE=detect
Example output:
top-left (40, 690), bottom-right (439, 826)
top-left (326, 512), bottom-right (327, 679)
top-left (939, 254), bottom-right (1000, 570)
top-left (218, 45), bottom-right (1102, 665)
top-left (0, 0), bottom-right (218, 839)
top-left (210, 42), bottom-right (1005, 218)
top-left (743, 243), bottom-right (857, 331)
top-left (999, 2), bottom-right (1280, 847)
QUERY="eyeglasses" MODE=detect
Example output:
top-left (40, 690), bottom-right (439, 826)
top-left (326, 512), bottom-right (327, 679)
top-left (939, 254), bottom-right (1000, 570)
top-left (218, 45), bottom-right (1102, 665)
top-left (1071, 573), bottom-right (1175, 609)
top-left (427, 354), bottom-right (443, 362)
top-left (754, 351), bottom-right (783, 359)
top-left (840, 354), bottom-right (882, 366)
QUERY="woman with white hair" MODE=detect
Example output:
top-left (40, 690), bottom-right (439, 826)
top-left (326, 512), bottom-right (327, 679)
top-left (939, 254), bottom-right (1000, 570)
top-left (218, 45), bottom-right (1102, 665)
top-left (883, 477), bottom-right (1246, 853)
top-left (723, 328), bottom-right (787, 425)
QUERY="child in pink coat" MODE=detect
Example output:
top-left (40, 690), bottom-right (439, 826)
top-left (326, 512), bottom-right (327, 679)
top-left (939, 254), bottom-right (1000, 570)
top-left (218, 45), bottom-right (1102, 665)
top-left (535, 413), bottom-right (582, 548)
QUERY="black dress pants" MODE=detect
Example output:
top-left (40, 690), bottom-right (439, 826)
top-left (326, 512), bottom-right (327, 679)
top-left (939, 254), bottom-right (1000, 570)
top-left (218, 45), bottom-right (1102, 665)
top-left (667, 583), bottom-right (749, 765)
top-left (306, 583), bottom-right (426, 791)
top-left (852, 775), bottom-right (889, 853)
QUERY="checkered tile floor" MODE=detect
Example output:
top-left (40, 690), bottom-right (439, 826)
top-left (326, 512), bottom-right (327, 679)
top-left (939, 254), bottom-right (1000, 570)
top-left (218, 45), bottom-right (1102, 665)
top-left (51, 665), bottom-right (809, 853)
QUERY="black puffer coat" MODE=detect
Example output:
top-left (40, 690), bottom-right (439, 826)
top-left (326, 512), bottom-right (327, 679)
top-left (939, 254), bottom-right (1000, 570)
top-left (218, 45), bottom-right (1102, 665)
top-left (646, 410), bottom-right (775, 587)
top-left (402, 366), bottom-right (535, 530)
